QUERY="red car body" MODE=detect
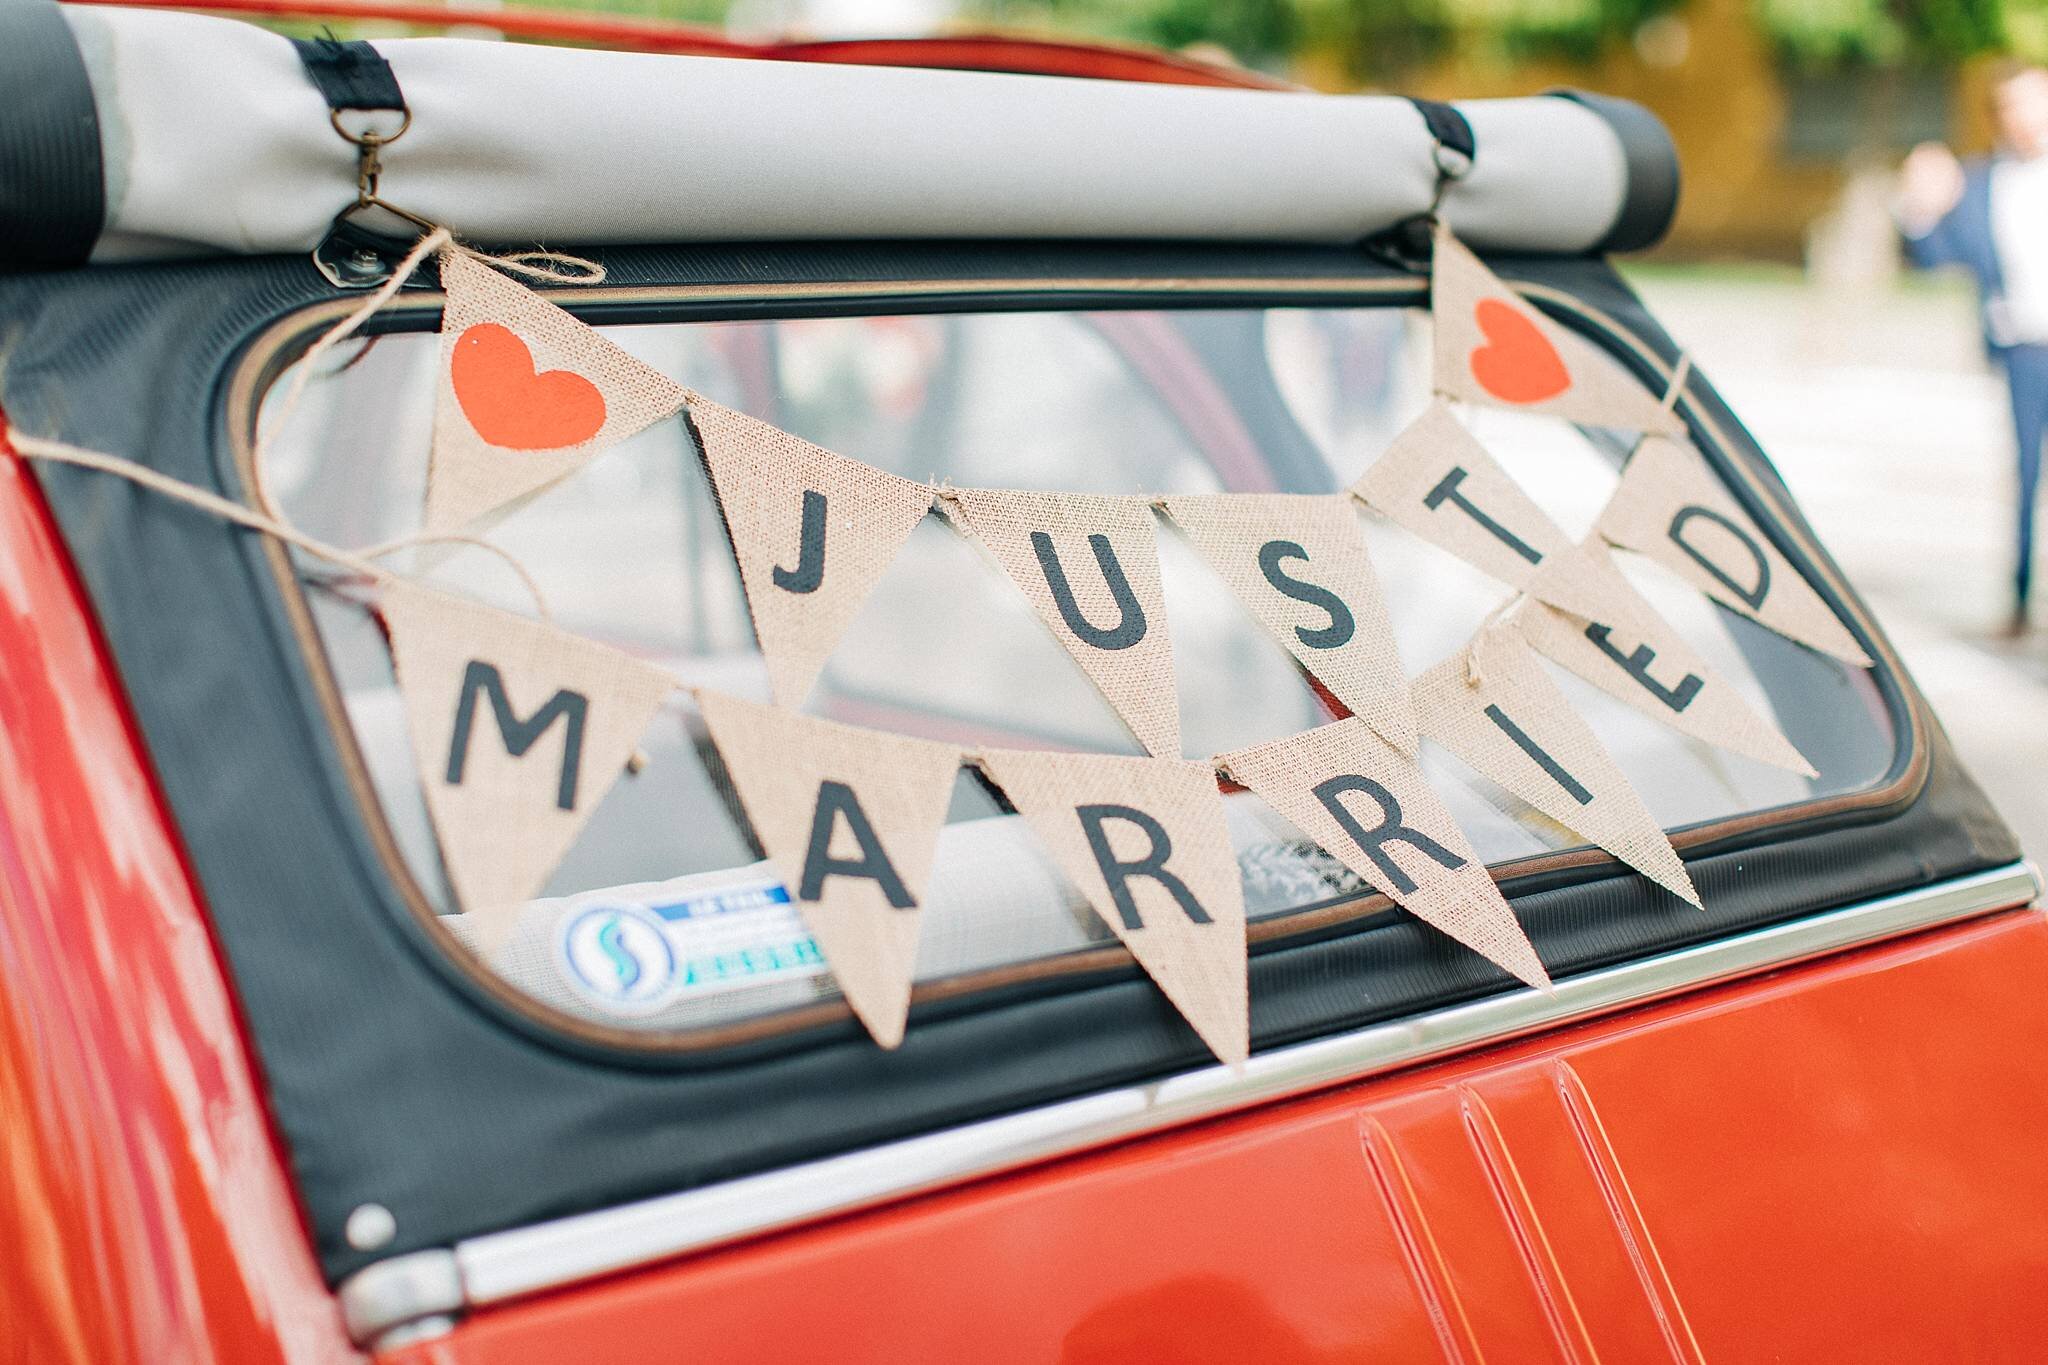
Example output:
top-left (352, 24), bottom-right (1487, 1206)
top-left (1, 8), bottom-right (2041, 1363)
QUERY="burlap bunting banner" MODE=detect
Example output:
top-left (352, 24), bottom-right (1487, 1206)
top-left (1352, 399), bottom-right (1621, 621)
top-left (978, 749), bottom-right (1248, 1065)
top-left (1430, 223), bottom-right (1683, 435)
top-left (690, 397), bottom-right (938, 707)
top-left (944, 488), bottom-right (1181, 758)
top-left (1598, 435), bottom-right (1872, 667)
top-left (1414, 627), bottom-right (1699, 906)
top-left (696, 692), bottom-right (961, 1048)
top-left (427, 250), bottom-right (689, 535)
top-left (1160, 492), bottom-right (1417, 755)
top-left (1221, 719), bottom-right (1550, 990)
top-left (1516, 542), bottom-right (1816, 776)
top-left (381, 580), bottom-right (678, 957)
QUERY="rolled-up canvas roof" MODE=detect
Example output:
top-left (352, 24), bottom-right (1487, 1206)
top-left (7, 0), bottom-right (1678, 264)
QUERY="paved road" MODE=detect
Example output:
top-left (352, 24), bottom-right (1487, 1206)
top-left (1631, 268), bottom-right (2048, 859)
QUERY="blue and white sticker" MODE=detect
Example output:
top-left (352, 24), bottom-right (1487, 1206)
top-left (554, 875), bottom-right (830, 1016)
top-left (559, 902), bottom-right (678, 1015)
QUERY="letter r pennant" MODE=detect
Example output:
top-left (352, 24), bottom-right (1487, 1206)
top-left (381, 580), bottom-right (678, 959)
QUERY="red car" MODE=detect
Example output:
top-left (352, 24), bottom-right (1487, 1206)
top-left (1, 2), bottom-right (2040, 1361)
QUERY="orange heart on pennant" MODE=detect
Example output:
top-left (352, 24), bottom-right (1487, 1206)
top-left (1468, 298), bottom-right (1571, 405)
top-left (450, 323), bottom-right (608, 450)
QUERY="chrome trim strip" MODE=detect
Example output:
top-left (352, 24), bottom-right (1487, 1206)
top-left (382, 862), bottom-right (2038, 1327)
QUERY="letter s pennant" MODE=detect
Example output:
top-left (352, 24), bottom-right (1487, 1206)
top-left (945, 489), bottom-right (1181, 757)
top-left (696, 692), bottom-right (961, 1048)
top-left (382, 581), bottom-right (678, 959)
top-left (1221, 719), bottom-right (1550, 991)
top-left (979, 749), bottom-right (1247, 1065)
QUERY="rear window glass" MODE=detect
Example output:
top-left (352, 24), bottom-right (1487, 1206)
top-left (257, 298), bottom-right (1894, 1037)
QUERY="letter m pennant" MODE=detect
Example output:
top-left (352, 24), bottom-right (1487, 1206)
top-left (382, 581), bottom-right (678, 958)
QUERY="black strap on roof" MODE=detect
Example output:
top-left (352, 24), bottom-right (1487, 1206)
top-left (0, 0), bottom-right (104, 270)
top-left (291, 34), bottom-right (406, 114)
top-left (1405, 97), bottom-right (1476, 169)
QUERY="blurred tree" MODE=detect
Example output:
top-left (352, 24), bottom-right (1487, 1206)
top-left (1752, 0), bottom-right (2016, 67)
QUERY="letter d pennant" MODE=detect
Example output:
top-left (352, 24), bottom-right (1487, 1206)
top-left (382, 581), bottom-right (678, 958)
top-left (979, 749), bottom-right (1248, 1066)
top-left (1221, 719), bottom-right (1550, 991)
top-left (696, 693), bottom-right (961, 1048)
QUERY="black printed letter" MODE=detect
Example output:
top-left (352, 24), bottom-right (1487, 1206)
top-left (1257, 539), bottom-right (1356, 649)
top-left (798, 780), bottom-right (916, 908)
top-left (1310, 774), bottom-right (1463, 895)
top-left (1483, 704), bottom-right (1593, 805)
top-left (446, 660), bottom-right (589, 811)
top-left (1423, 466), bottom-right (1544, 565)
top-left (1668, 505), bottom-right (1770, 610)
top-left (1075, 803), bottom-right (1214, 931)
top-left (771, 488), bottom-right (829, 595)
top-left (1583, 623), bottom-right (1703, 712)
top-left (1031, 532), bottom-right (1148, 650)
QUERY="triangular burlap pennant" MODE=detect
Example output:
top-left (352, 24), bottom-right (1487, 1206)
top-left (944, 488), bottom-right (1180, 757)
top-left (1515, 542), bottom-right (1816, 776)
top-left (1221, 720), bottom-right (1550, 990)
top-left (1352, 399), bottom-right (1621, 621)
top-left (426, 250), bottom-right (689, 535)
top-left (1430, 223), bottom-right (1683, 435)
top-left (382, 580), bottom-right (678, 957)
top-left (695, 692), bottom-right (960, 1048)
top-left (689, 398), bottom-right (937, 707)
top-left (978, 749), bottom-right (1247, 1065)
top-left (1598, 435), bottom-right (1872, 667)
top-left (1414, 627), bottom-right (1699, 906)
top-left (1160, 492), bottom-right (1417, 755)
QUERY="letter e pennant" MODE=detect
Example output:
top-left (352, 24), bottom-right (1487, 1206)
top-left (690, 398), bottom-right (936, 706)
top-left (946, 489), bottom-right (1180, 757)
top-left (1161, 492), bottom-right (1418, 755)
top-left (1597, 435), bottom-right (1871, 666)
top-left (428, 250), bottom-right (688, 535)
top-left (696, 693), bottom-right (960, 1048)
top-left (382, 581), bottom-right (678, 957)
top-left (1430, 223), bottom-right (1682, 435)
top-left (1414, 627), bottom-right (1698, 906)
top-left (1222, 719), bottom-right (1550, 990)
top-left (979, 749), bottom-right (1247, 1065)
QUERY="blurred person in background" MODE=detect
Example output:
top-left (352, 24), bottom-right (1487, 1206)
top-left (1899, 63), bottom-right (2048, 638)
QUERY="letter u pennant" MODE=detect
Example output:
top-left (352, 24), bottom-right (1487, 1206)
top-left (689, 398), bottom-right (937, 706)
top-left (945, 489), bottom-right (1180, 758)
top-left (980, 750), bottom-right (1247, 1065)
top-left (427, 250), bottom-right (689, 535)
top-left (1430, 222), bottom-right (1682, 435)
top-left (382, 581), bottom-right (679, 957)
top-left (1221, 719), bottom-right (1551, 992)
top-left (696, 693), bottom-right (962, 1048)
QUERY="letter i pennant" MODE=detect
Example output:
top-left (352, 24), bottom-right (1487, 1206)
top-left (427, 250), bottom-right (689, 536)
top-left (696, 692), bottom-right (961, 1048)
top-left (1413, 626), bottom-right (1698, 906)
top-left (1430, 222), bottom-right (1682, 435)
top-left (945, 489), bottom-right (1181, 757)
top-left (689, 398), bottom-right (937, 707)
top-left (978, 749), bottom-right (1247, 1065)
top-left (382, 581), bottom-right (679, 957)
top-left (1221, 719), bottom-right (1550, 990)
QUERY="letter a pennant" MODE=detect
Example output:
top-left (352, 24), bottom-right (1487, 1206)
top-left (1430, 223), bottom-right (1682, 435)
top-left (1597, 435), bottom-right (1871, 666)
top-left (690, 398), bottom-right (937, 706)
top-left (382, 581), bottom-right (678, 957)
top-left (1413, 626), bottom-right (1698, 906)
top-left (946, 489), bottom-right (1180, 757)
top-left (1221, 719), bottom-right (1550, 990)
top-left (1161, 492), bottom-right (1418, 755)
top-left (696, 692), bottom-right (961, 1048)
top-left (427, 250), bottom-right (689, 535)
top-left (979, 749), bottom-right (1247, 1065)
